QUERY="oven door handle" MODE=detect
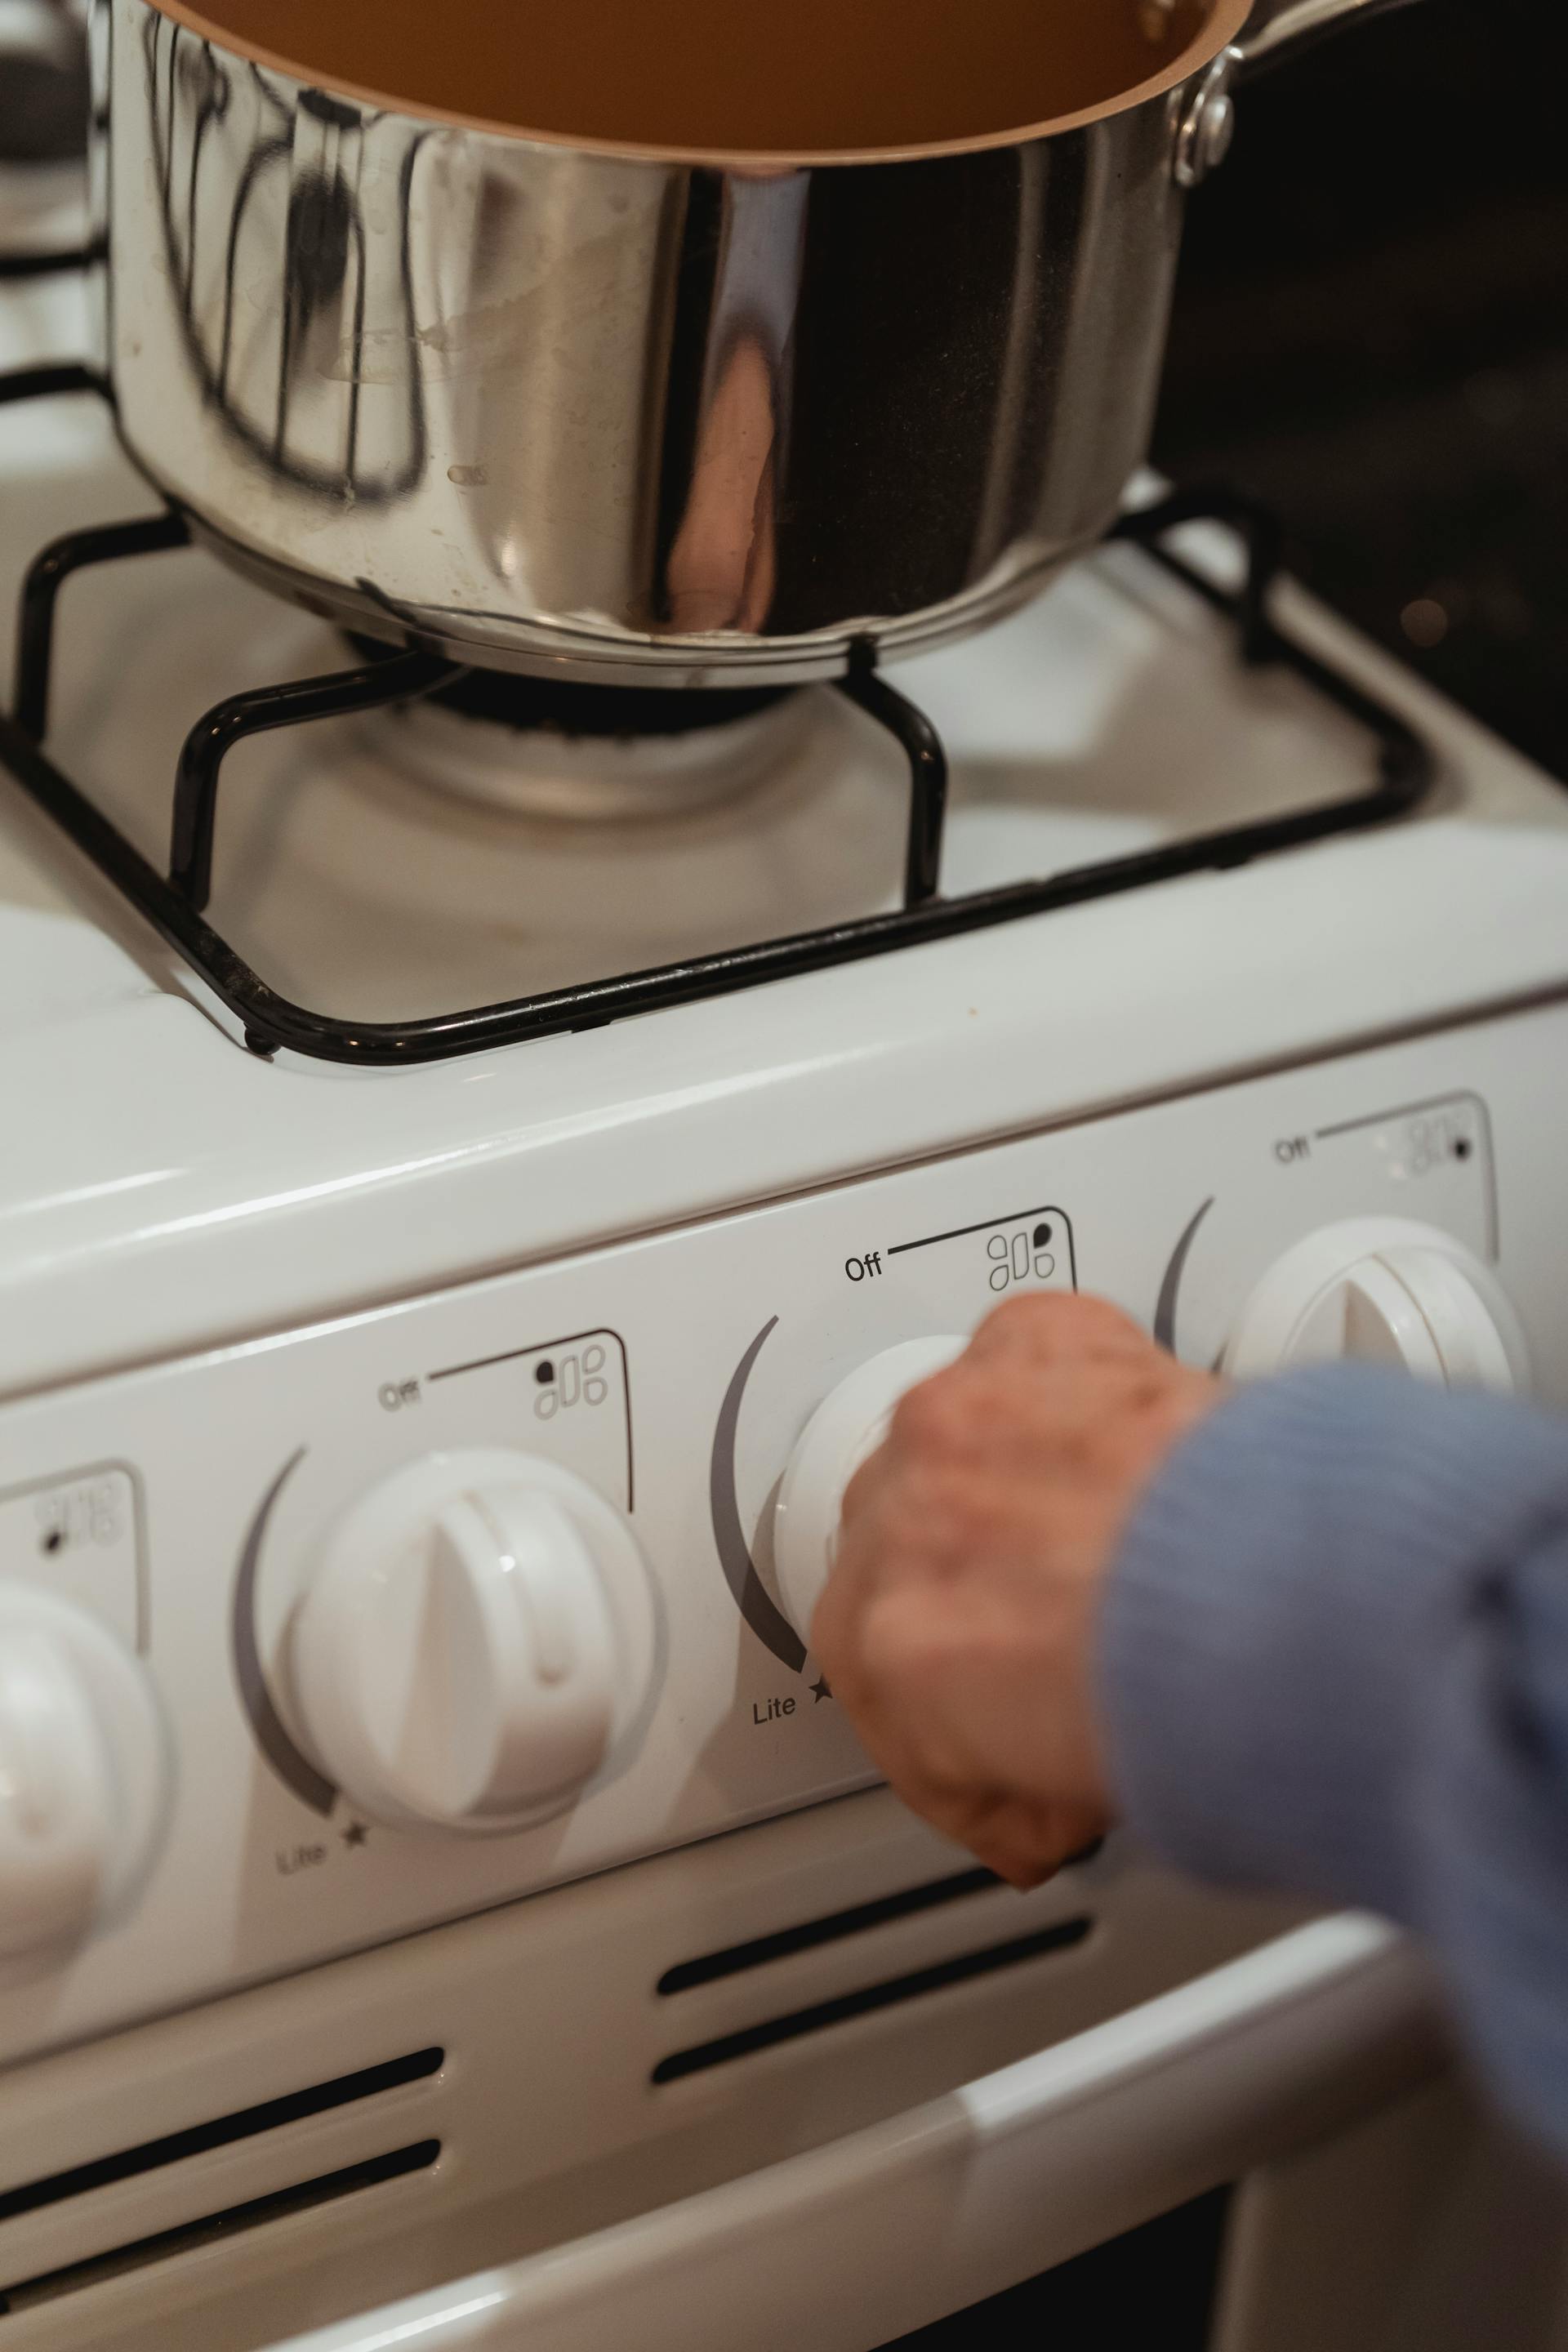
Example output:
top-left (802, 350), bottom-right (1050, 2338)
top-left (268, 1918), bottom-right (1438, 2352)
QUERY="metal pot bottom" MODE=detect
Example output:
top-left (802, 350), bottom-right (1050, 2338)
top-left (168, 498), bottom-right (1106, 691)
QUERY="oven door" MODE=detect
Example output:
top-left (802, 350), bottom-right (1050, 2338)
top-left (265, 1919), bottom-right (1440, 2352)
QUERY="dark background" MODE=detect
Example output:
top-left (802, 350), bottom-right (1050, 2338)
top-left (1153, 0), bottom-right (1567, 779)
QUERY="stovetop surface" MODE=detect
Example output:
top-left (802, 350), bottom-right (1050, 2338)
top-left (0, 266), bottom-right (1390, 1033)
top-left (3, 238), bottom-right (1568, 1401)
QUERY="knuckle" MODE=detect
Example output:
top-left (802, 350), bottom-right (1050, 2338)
top-left (973, 1290), bottom-right (1151, 1365)
top-left (1052, 1294), bottom-right (1148, 1351)
top-left (890, 1371), bottom-right (972, 1457)
top-left (978, 1294), bottom-right (1058, 1346)
top-left (915, 1472), bottom-right (1011, 1556)
top-left (858, 1501), bottom-right (938, 1579)
top-left (858, 1593), bottom-right (951, 1700)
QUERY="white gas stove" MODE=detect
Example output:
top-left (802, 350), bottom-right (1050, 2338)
top-left (2, 193), bottom-right (1567, 2352)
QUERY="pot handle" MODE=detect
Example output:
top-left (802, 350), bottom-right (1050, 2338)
top-left (1174, 0), bottom-right (1425, 183)
top-left (1234, 0), bottom-right (1426, 74)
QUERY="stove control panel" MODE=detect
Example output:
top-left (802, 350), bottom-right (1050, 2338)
top-left (0, 1002), bottom-right (1563, 2057)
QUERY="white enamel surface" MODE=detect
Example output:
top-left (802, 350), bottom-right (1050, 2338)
top-left (0, 1585), bottom-right (168, 1967)
top-left (774, 1337), bottom-right (967, 1642)
top-left (291, 1451), bottom-right (654, 1833)
top-left (2, 265), bottom-right (1568, 2350)
top-left (0, 1463), bottom-right (142, 1647)
top-left (1226, 1218), bottom-right (1530, 1392)
top-left (0, 1782), bottom-right (1352, 2352)
top-left (270, 1918), bottom-right (1424, 2352)
top-left (6, 279), bottom-right (1568, 1407)
top-left (0, 1011), bottom-right (1560, 2067)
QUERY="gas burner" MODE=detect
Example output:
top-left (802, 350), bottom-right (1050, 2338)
top-left (0, 2), bottom-right (89, 167)
top-left (0, 301), bottom-right (1434, 1064)
top-left (345, 643), bottom-right (812, 822)
top-left (421, 667), bottom-right (795, 741)
top-left (0, 379), bottom-right (1434, 1064)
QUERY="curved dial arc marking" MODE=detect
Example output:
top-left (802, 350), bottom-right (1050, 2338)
top-left (1154, 1198), bottom-right (1216, 1357)
top-left (233, 1449), bottom-right (337, 1815)
top-left (710, 1320), bottom-right (808, 1677)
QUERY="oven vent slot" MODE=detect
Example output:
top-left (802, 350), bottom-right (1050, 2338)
top-left (0, 2142), bottom-right (440, 2316)
top-left (653, 1916), bottom-right (1093, 2084)
top-left (0, 2047), bottom-right (443, 2226)
top-left (657, 1866), bottom-right (1004, 1997)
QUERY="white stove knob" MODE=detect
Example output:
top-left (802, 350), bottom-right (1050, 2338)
top-left (774, 1338), bottom-right (968, 1645)
top-left (1225, 1218), bottom-right (1528, 1393)
top-left (0, 1587), bottom-right (172, 1970)
top-left (288, 1451), bottom-right (655, 1835)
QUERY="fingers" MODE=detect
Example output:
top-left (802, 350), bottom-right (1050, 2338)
top-left (964, 1290), bottom-right (1153, 1369)
top-left (842, 1355), bottom-right (1184, 1538)
top-left (814, 1563), bottom-right (1110, 1826)
top-left (813, 1290), bottom-right (1223, 1894)
top-left (955, 1793), bottom-right (1111, 1890)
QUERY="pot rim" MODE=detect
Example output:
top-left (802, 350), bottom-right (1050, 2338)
top-left (137, 0), bottom-right (1254, 169)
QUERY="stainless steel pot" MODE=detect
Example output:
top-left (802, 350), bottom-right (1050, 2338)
top-left (93, 0), bottom-right (1418, 687)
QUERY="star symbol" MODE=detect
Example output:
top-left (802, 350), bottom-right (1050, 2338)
top-left (810, 1676), bottom-right (832, 1704)
top-left (341, 1820), bottom-right (369, 1849)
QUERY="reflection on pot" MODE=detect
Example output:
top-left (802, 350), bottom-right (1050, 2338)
top-left (663, 174), bottom-right (808, 635)
top-left (142, 11), bottom-right (428, 504)
top-left (100, 0), bottom-right (1250, 684)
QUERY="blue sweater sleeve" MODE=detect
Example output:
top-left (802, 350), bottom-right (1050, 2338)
top-left (1096, 1365), bottom-right (1568, 2156)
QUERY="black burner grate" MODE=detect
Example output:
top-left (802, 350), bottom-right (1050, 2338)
top-left (0, 236), bottom-right (101, 284)
top-left (0, 352), bottom-right (1436, 1067)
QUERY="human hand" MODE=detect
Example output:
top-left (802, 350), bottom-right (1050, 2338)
top-left (812, 1295), bottom-right (1225, 1888)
